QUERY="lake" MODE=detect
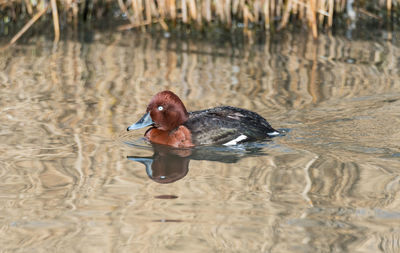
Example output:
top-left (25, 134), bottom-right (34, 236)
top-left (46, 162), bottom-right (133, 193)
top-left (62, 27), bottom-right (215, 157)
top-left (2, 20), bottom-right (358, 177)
top-left (1, 29), bottom-right (400, 252)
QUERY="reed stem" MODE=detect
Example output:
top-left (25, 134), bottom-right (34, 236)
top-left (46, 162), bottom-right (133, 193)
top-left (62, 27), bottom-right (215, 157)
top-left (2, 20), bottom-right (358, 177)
top-left (0, 0), bottom-right (395, 45)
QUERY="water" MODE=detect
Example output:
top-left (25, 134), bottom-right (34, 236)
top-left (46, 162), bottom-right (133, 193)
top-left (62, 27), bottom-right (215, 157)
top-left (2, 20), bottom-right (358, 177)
top-left (1, 30), bottom-right (400, 252)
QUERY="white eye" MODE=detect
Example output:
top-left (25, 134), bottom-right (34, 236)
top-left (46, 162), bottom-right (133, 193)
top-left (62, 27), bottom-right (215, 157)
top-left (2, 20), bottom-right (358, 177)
top-left (157, 106), bottom-right (164, 111)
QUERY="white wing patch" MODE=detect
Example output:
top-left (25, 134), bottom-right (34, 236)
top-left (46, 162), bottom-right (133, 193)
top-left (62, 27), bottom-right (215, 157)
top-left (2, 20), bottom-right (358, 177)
top-left (223, 134), bottom-right (248, 146)
top-left (267, 131), bottom-right (280, 136)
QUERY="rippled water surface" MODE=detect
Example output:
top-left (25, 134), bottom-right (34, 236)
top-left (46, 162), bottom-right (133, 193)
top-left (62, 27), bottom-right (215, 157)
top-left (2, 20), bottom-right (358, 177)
top-left (1, 30), bottom-right (400, 252)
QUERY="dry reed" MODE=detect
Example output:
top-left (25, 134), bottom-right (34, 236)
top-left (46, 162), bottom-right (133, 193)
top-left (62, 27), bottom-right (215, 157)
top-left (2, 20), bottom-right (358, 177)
top-left (0, 0), bottom-right (396, 47)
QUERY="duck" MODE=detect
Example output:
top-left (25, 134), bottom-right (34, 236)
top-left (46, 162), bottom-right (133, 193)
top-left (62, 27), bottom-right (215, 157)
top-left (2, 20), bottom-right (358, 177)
top-left (127, 90), bottom-right (279, 148)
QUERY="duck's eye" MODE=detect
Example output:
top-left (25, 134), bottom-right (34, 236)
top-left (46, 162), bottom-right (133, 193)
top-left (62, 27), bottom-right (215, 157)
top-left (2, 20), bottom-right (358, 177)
top-left (157, 106), bottom-right (164, 111)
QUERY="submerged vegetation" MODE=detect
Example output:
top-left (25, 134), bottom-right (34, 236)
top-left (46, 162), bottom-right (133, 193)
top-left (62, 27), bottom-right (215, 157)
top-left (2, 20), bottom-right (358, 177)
top-left (0, 0), bottom-right (397, 46)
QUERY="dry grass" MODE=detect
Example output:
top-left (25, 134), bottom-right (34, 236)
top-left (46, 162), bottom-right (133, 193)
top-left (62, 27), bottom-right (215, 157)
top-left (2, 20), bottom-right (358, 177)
top-left (0, 0), bottom-right (396, 47)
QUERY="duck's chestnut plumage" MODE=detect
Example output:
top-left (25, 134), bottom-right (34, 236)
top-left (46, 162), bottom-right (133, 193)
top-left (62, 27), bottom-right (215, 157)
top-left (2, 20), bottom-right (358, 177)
top-left (127, 91), bottom-right (278, 148)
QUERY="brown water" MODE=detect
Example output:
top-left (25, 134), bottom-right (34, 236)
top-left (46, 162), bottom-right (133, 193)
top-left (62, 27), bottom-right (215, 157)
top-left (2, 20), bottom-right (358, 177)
top-left (1, 30), bottom-right (400, 252)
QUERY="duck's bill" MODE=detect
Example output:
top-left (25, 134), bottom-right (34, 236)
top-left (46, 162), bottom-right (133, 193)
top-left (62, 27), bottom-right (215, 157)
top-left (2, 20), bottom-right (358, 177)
top-left (127, 112), bottom-right (154, 131)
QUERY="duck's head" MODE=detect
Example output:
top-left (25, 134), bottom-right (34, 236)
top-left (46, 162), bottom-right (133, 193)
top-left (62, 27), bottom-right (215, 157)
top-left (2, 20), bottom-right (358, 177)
top-left (127, 91), bottom-right (189, 132)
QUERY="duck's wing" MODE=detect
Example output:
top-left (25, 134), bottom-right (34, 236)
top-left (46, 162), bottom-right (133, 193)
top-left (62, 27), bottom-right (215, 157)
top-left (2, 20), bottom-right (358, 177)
top-left (184, 106), bottom-right (278, 145)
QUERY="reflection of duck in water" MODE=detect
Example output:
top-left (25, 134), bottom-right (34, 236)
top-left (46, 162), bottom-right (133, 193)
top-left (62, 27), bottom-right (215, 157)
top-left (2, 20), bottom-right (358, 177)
top-left (128, 145), bottom-right (190, 184)
top-left (128, 143), bottom-right (270, 184)
top-left (127, 91), bottom-right (279, 148)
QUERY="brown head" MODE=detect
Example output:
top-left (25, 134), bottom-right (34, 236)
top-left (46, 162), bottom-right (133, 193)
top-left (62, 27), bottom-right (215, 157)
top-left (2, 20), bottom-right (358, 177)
top-left (127, 90), bottom-right (189, 133)
top-left (146, 91), bottom-right (189, 131)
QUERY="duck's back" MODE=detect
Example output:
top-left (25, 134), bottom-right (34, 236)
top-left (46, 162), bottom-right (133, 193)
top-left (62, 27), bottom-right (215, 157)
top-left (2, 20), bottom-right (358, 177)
top-left (184, 106), bottom-right (278, 145)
